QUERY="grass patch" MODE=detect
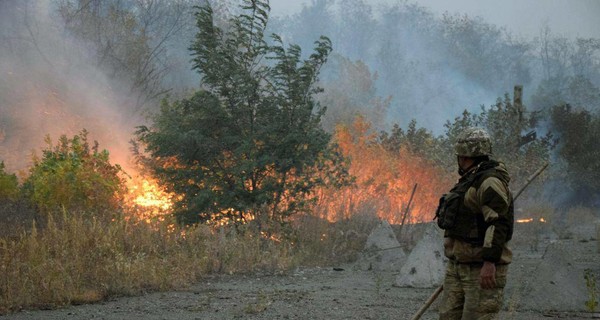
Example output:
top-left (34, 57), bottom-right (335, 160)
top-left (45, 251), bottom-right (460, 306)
top-left (0, 209), bottom-right (376, 314)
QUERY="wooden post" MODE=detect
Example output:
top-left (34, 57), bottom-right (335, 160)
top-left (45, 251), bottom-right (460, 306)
top-left (514, 85), bottom-right (523, 123)
top-left (410, 285), bottom-right (443, 320)
top-left (596, 221), bottom-right (600, 254)
top-left (398, 183), bottom-right (418, 238)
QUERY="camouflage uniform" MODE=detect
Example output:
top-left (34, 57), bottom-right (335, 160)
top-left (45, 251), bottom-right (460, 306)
top-left (437, 128), bottom-right (514, 320)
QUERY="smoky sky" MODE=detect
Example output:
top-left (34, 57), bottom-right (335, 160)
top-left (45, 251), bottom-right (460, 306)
top-left (271, 0), bottom-right (600, 40)
top-left (265, 0), bottom-right (600, 134)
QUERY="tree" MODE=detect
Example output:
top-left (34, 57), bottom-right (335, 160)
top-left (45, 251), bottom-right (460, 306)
top-left (439, 12), bottom-right (532, 91)
top-left (550, 104), bottom-right (600, 205)
top-left (532, 28), bottom-right (600, 111)
top-left (379, 119), bottom-right (446, 168)
top-left (22, 130), bottom-right (126, 216)
top-left (136, 0), bottom-right (348, 225)
top-left (58, 0), bottom-right (190, 112)
top-left (0, 161), bottom-right (19, 201)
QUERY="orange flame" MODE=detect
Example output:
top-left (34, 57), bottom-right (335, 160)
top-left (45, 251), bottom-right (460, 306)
top-left (516, 217), bottom-right (546, 223)
top-left (315, 117), bottom-right (453, 224)
top-left (125, 176), bottom-right (174, 223)
top-left (131, 179), bottom-right (172, 210)
top-left (120, 117), bottom-right (454, 227)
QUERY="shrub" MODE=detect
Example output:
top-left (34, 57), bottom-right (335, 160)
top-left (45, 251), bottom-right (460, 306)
top-left (22, 130), bottom-right (126, 217)
top-left (0, 161), bottom-right (43, 238)
top-left (0, 161), bottom-right (18, 201)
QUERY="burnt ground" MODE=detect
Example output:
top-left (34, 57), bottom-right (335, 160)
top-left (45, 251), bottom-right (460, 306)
top-left (2, 225), bottom-right (599, 320)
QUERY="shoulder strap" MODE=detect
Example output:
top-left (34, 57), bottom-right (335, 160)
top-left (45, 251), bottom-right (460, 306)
top-left (472, 161), bottom-right (507, 189)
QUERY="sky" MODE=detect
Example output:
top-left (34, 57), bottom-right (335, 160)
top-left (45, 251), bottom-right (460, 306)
top-left (270, 0), bottom-right (600, 39)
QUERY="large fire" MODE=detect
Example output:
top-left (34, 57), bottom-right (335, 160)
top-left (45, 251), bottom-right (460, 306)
top-left (314, 117), bottom-right (453, 224)
top-left (125, 176), bottom-right (174, 223)
top-left (119, 118), bottom-right (452, 226)
top-left (130, 178), bottom-right (172, 210)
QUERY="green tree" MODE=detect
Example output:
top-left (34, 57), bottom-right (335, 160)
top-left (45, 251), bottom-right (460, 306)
top-left (23, 130), bottom-right (126, 216)
top-left (0, 161), bottom-right (19, 201)
top-left (136, 0), bottom-right (348, 225)
top-left (550, 104), bottom-right (600, 204)
top-left (378, 119), bottom-right (446, 168)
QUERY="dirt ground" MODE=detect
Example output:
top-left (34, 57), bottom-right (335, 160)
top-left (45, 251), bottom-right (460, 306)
top-left (2, 226), bottom-right (599, 320)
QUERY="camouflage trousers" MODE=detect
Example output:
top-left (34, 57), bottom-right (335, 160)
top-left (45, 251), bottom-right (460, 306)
top-left (438, 261), bottom-right (508, 320)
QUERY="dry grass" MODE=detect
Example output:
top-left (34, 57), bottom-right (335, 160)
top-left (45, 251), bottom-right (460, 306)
top-left (0, 212), bottom-right (287, 313)
top-left (0, 200), bottom-right (44, 240)
top-left (0, 208), bottom-right (377, 314)
top-left (564, 206), bottom-right (599, 227)
top-left (291, 211), bottom-right (379, 266)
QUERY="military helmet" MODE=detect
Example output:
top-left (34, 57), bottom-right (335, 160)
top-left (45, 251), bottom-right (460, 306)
top-left (454, 127), bottom-right (492, 157)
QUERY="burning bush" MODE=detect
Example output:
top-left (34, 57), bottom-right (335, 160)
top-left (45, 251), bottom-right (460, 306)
top-left (22, 130), bottom-right (126, 217)
top-left (136, 1), bottom-right (349, 225)
top-left (314, 117), bottom-right (453, 224)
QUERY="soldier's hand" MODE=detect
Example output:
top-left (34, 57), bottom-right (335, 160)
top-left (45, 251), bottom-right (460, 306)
top-left (479, 261), bottom-right (496, 289)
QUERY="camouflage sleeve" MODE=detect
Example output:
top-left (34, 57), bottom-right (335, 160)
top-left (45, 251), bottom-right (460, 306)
top-left (477, 177), bottom-right (512, 263)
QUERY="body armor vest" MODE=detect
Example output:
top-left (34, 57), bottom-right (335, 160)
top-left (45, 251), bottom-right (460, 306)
top-left (435, 161), bottom-right (513, 245)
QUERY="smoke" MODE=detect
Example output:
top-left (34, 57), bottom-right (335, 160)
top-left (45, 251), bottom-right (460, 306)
top-left (269, 1), bottom-right (525, 134)
top-left (0, 1), bottom-right (153, 175)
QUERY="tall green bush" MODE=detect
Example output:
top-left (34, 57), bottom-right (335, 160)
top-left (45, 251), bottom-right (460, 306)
top-left (23, 130), bottom-right (126, 216)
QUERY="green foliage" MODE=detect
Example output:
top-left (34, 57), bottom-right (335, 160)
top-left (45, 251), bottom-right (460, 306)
top-left (0, 161), bottom-right (19, 201)
top-left (136, 1), bottom-right (349, 225)
top-left (378, 119), bottom-right (446, 167)
top-left (550, 104), bottom-right (600, 203)
top-left (0, 162), bottom-right (41, 240)
top-left (584, 269), bottom-right (598, 312)
top-left (23, 130), bottom-right (126, 216)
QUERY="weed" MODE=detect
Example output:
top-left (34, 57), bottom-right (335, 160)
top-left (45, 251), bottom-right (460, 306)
top-left (243, 291), bottom-right (272, 314)
top-left (374, 271), bottom-right (383, 298)
top-left (0, 208), bottom-right (377, 314)
top-left (584, 269), bottom-right (598, 312)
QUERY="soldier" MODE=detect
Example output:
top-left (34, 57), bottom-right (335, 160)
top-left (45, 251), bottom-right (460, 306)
top-left (435, 127), bottom-right (514, 320)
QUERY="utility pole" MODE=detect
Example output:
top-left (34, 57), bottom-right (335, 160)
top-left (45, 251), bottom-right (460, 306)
top-left (514, 85), bottom-right (523, 124)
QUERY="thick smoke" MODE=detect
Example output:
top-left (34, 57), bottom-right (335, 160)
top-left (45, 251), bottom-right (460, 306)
top-left (269, 1), bottom-right (520, 133)
top-left (0, 0), bottom-right (187, 175)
